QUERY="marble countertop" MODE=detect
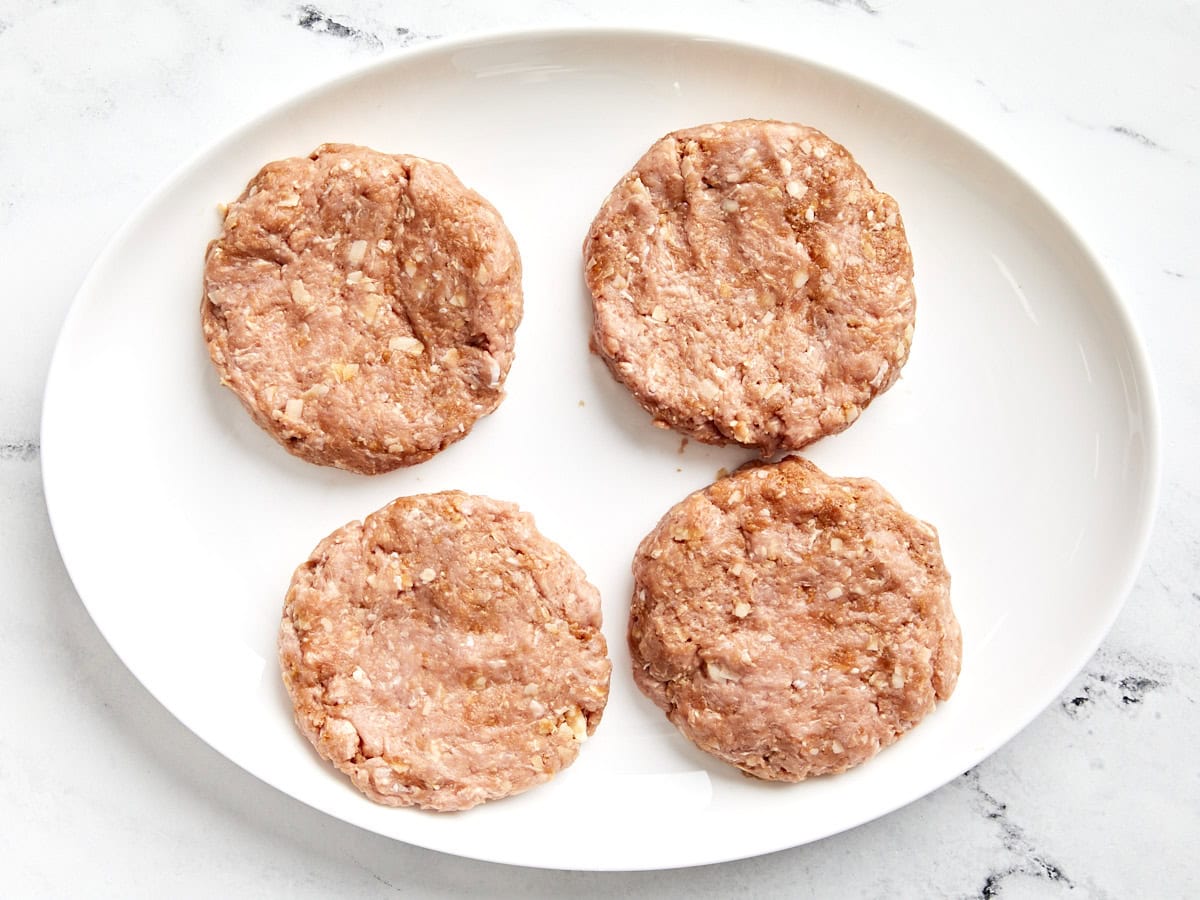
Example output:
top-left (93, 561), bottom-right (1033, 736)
top-left (2, 1), bottom-right (1196, 896)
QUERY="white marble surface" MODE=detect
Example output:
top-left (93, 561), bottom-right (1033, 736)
top-left (2, 1), bottom-right (1196, 895)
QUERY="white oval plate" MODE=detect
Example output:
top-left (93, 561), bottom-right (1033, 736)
top-left (42, 29), bottom-right (1159, 870)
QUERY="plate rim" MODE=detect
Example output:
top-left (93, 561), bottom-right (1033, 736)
top-left (40, 24), bottom-right (1162, 871)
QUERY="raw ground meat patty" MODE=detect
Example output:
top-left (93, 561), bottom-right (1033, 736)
top-left (585, 119), bottom-right (915, 454)
top-left (279, 492), bottom-right (611, 811)
top-left (629, 456), bottom-right (960, 781)
top-left (203, 143), bottom-right (522, 474)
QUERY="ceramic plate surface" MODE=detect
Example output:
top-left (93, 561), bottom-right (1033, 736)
top-left (42, 29), bottom-right (1158, 870)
